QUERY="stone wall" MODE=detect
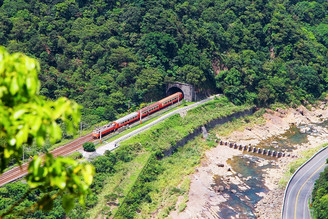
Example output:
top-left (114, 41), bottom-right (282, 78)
top-left (167, 82), bottom-right (195, 102)
top-left (162, 107), bottom-right (256, 157)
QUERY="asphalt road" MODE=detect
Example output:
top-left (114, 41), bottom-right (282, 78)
top-left (282, 146), bottom-right (328, 219)
top-left (95, 95), bottom-right (219, 155)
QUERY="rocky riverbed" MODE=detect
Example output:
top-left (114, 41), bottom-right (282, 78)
top-left (170, 102), bottom-right (328, 218)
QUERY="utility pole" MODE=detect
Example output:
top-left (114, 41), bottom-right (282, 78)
top-left (178, 95), bottom-right (180, 106)
top-left (80, 122), bottom-right (82, 137)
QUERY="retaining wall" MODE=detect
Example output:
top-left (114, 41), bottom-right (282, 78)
top-left (163, 107), bottom-right (256, 157)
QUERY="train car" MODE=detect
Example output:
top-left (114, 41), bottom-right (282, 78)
top-left (92, 92), bottom-right (183, 138)
top-left (92, 122), bottom-right (116, 138)
top-left (114, 112), bottom-right (139, 129)
top-left (158, 92), bottom-right (183, 108)
top-left (139, 102), bottom-right (161, 119)
top-left (92, 112), bottom-right (139, 138)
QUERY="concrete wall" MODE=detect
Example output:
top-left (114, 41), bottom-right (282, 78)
top-left (162, 107), bottom-right (256, 157)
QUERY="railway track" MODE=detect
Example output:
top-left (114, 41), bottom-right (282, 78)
top-left (0, 133), bottom-right (93, 187)
top-left (0, 94), bottom-right (219, 187)
top-left (0, 102), bottom-right (181, 187)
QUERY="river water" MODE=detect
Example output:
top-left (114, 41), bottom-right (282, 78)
top-left (213, 123), bottom-right (316, 218)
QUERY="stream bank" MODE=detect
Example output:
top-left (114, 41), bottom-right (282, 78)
top-left (171, 103), bottom-right (328, 218)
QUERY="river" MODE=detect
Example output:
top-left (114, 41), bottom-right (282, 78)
top-left (213, 123), bottom-right (318, 218)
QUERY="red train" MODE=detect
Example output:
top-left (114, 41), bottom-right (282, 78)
top-left (92, 92), bottom-right (183, 138)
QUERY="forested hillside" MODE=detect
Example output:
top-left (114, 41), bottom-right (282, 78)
top-left (312, 165), bottom-right (328, 218)
top-left (0, 0), bottom-right (328, 126)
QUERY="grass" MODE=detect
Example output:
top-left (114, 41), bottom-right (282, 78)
top-left (87, 97), bottom-right (255, 218)
top-left (134, 110), bottom-right (265, 218)
top-left (87, 152), bottom-right (152, 218)
top-left (211, 108), bottom-right (266, 137)
top-left (87, 97), bottom-right (328, 218)
top-left (67, 151), bottom-right (82, 159)
top-left (49, 101), bottom-right (194, 151)
top-left (309, 197), bottom-right (315, 219)
top-left (278, 143), bottom-right (328, 188)
top-left (137, 136), bottom-right (210, 218)
top-left (94, 101), bottom-right (194, 148)
top-left (269, 102), bottom-right (289, 110)
top-left (120, 98), bottom-right (254, 153)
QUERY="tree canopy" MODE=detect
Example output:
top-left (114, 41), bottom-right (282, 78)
top-left (0, 46), bottom-right (94, 217)
top-left (0, 0), bottom-right (327, 127)
top-left (312, 164), bottom-right (328, 219)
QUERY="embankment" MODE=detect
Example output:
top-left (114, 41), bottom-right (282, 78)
top-left (89, 97), bottom-right (256, 218)
top-left (163, 107), bottom-right (255, 157)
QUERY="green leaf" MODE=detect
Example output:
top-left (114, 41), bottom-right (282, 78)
top-left (9, 76), bottom-right (19, 95)
top-left (82, 164), bottom-right (95, 186)
top-left (4, 148), bottom-right (13, 158)
top-left (36, 135), bottom-right (45, 146)
top-left (38, 194), bottom-right (54, 212)
top-left (49, 122), bottom-right (62, 144)
top-left (51, 176), bottom-right (66, 189)
top-left (32, 117), bottom-right (42, 133)
top-left (52, 98), bottom-right (68, 119)
top-left (13, 109), bottom-right (27, 119)
top-left (16, 125), bottom-right (28, 147)
top-left (26, 75), bottom-right (36, 95)
top-left (62, 194), bottom-right (75, 213)
top-left (0, 47), bottom-right (90, 215)
top-left (33, 156), bottom-right (42, 175)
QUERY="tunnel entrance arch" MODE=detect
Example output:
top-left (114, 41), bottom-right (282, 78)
top-left (166, 87), bottom-right (183, 96)
top-left (166, 82), bottom-right (195, 102)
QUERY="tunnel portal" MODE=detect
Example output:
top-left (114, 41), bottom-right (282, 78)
top-left (166, 82), bottom-right (195, 102)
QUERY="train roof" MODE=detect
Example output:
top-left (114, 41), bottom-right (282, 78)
top-left (158, 92), bottom-right (182, 103)
top-left (115, 112), bottom-right (139, 124)
top-left (94, 122), bottom-right (115, 133)
top-left (140, 101), bottom-right (160, 112)
top-left (140, 92), bottom-right (182, 112)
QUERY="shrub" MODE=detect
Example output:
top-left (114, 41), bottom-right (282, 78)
top-left (83, 142), bottom-right (95, 152)
top-left (68, 152), bottom-right (83, 159)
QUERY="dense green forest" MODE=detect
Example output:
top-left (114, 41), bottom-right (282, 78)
top-left (1, 0), bottom-right (328, 127)
top-left (312, 164), bottom-right (328, 219)
top-left (2, 0), bottom-right (328, 217)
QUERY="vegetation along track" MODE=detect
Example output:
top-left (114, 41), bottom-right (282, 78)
top-left (0, 95), bottom-right (216, 186)
top-left (0, 98), bottom-right (185, 187)
top-left (0, 133), bottom-right (93, 187)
